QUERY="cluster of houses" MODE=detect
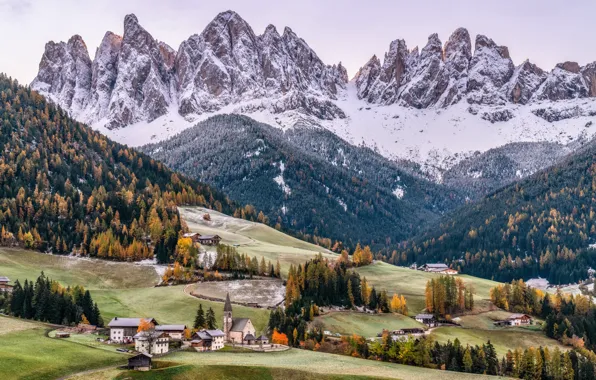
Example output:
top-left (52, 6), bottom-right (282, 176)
top-left (182, 232), bottom-right (222, 246)
top-left (110, 293), bottom-right (265, 370)
top-left (0, 276), bottom-right (13, 293)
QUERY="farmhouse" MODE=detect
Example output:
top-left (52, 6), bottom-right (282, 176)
top-left (108, 317), bottom-right (158, 343)
top-left (391, 328), bottom-right (425, 341)
top-left (183, 232), bottom-right (201, 243)
top-left (415, 314), bottom-right (437, 327)
top-left (128, 353), bottom-right (152, 371)
top-left (197, 234), bottom-right (221, 246)
top-left (191, 329), bottom-right (225, 351)
top-left (223, 293), bottom-right (256, 344)
top-left (133, 330), bottom-right (169, 355)
top-left (155, 324), bottom-right (186, 340)
top-left (0, 276), bottom-right (12, 292)
top-left (494, 313), bottom-right (533, 327)
top-left (418, 264), bottom-right (458, 274)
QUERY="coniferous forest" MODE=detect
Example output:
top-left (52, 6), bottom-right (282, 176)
top-left (0, 75), bottom-right (245, 263)
top-left (383, 145), bottom-right (596, 283)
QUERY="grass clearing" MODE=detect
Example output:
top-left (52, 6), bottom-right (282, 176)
top-left (162, 349), bottom-right (504, 380)
top-left (0, 315), bottom-right (39, 335)
top-left (354, 262), bottom-right (500, 314)
top-left (430, 326), bottom-right (566, 356)
top-left (0, 316), bottom-right (124, 380)
top-left (0, 248), bottom-right (157, 290)
top-left (180, 207), bottom-right (337, 275)
top-left (316, 311), bottom-right (425, 338)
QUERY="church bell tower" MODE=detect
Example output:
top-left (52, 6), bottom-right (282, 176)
top-left (223, 292), bottom-right (233, 341)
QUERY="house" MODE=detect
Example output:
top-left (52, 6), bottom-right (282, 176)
top-left (183, 232), bottom-right (201, 243)
top-left (494, 313), bottom-right (533, 327)
top-left (155, 325), bottom-right (186, 340)
top-left (108, 317), bottom-right (158, 343)
top-left (415, 314), bottom-right (437, 327)
top-left (256, 335), bottom-right (269, 345)
top-left (197, 235), bottom-right (221, 246)
top-left (191, 329), bottom-right (225, 351)
top-left (223, 293), bottom-right (256, 344)
top-left (134, 330), bottom-right (169, 355)
top-left (128, 353), bottom-right (152, 371)
top-left (441, 268), bottom-right (459, 275)
top-left (392, 328), bottom-right (425, 336)
top-left (418, 264), bottom-right (449, 273)
top-left (0, 276), bottom-right (12, 293)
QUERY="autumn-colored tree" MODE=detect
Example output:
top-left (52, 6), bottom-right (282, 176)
top-left (137, 319), bottom-right (154, 332)
top-left (271, 328), bottom-right (289, 345)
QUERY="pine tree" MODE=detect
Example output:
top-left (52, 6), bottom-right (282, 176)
top-left (194, 304), bottom-right (206, 329)
top-left (206, 307), bottom-right (217, 329)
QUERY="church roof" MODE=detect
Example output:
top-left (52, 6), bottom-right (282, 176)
top-left (231, 318), bottom-right (250, 332)
top-left (224, 292), bottom-right (233, 312)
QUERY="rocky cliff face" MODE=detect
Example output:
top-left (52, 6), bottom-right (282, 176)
top-left (356, 28), bottom-right (596, 111)
top-left (32, 11), bottom-right (347, 129)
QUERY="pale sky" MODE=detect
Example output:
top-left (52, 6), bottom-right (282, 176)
top-left (1, 0), bottom-right (594, 84)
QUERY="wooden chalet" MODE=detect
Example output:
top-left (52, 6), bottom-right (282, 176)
top-left (128, 353), bottom-right (152, 371)
top-left (0, 276), bottom-right (13, 293)
top-left (494, 313), bottom-right (533, 327)
top-left (197, 235), bottom-right (221, 246)
top-left (182, 232), bottom-right (201, 243)
top-left (415, 314), bottom-right (437, 327)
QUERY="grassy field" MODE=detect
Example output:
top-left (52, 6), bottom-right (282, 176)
top-left (430, 325), bottom-right (567, 356)
top-left (180, 207), bottom-right (337, 275)
top-left (354, 262), bottom-right (500, 314)
top-left (0, 316), bottom-right (125, 380)
top-left (72, 364), bottom-right (393, 380)
top-left (0, 248), bottom-right (158, 289)
top-left (316, 311), bottom-right (425, 337)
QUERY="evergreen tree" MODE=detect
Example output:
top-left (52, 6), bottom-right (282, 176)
top-left (206, 307), bottom-right (217, 329)
top-left (194, 304), bottom-right (206, 329)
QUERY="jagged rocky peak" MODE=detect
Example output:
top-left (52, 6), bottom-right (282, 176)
top-left (31, 34), bottom-right (92, 117)
top-left (533, 60), bottom-right (589, 101)
top-left (581, 62), bottom-right (596, 97)
top-left (557, 61), bottom-right (581, 74)
top-left (502, 60), bottom-right (546, 104)
top-left (440, 27), bottom-right (472, 106)
top-left (354, 55), bottom-right (381, 99)
top-left (88, 31), bottom-right (122, 119)
top-left (467, 34), bottom-right (514, 104)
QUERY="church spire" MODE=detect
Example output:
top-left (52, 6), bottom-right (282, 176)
top-left (224, 292), bottom-right (233, 312)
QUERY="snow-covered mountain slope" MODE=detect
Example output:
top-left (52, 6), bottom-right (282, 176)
top-left (31, 11), bottom-right (596, 183)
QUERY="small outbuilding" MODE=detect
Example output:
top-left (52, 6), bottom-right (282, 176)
top-left (128, 353), bottom-right (152, 371)
top-left (55, 331), bottom-right (70, 338)
top-left (256, 335), bottom-right (269, 344)
top-left (243, 333), bottom-right (256, 345)
top-left (415, 314), bottom-right (437, 327)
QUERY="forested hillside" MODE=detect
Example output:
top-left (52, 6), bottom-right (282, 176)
top-left (388, 141), bottom-right (596, 283)
top-left (142, 115), bottom-right (465, 248)
top-left (0, 75), bottom-right (238, 262)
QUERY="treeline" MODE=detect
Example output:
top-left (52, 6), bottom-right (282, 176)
top-left (0, 75), bottom-right (247, 263)
top-left (424, 276), bottom-right (474, 316)
top-left (212, 245), bottom-right (281, 278)
top-left (384, 146), bottom-right (596, 283)
top-left (490, 280), bottom-right (596, 351)
top-left (5, 272), bottom-right (102, 326)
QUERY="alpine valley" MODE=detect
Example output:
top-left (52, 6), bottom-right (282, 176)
top-left (29, 10), bottom-right (596, 261)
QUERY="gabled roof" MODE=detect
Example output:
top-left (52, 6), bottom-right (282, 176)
top-left (424, 263), bottom-right (448, 269)
top-left (415, 314), bottom-right (435, 319)
top-left (198, 235), bottom-right (220, 240)
top-left (256, 335), bottom-right (268, 341)
top-left (183, 232), bottom-right (200, 237)
top-left (243, 333), bottom-right (256, 341)
top-left (224, 292), bottom-right (233, 312)
top-left (133, 331), bottom-right (167, 340)
top-left (156, 325), bottom-right (186, 332)
top-left (108, 317), bottom-right (157, 328)
top-left (231, 318), bottom-right (250, 332)
top-left (195, 331), bottom-right (212, 341)
top-left (205, 329), bottom-right (225, 337)
top-left (130, 353), bottom-right (153, 359)
top-left (0, 276), bottom-right (10, 282)
top-left (507, 313), bottom-right (531, 320)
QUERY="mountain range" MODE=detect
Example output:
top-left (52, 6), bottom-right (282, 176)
top-left (30, 11), bottom-right (596, 185)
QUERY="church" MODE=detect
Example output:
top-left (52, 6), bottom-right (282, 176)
top-left (223, 293), bottom-right (256, 344)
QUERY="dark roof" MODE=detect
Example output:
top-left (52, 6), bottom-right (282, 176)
top-left (133, 331), bottom-right (166, 340)
top-left (256, 335), bottom-right (268, 341)
top-left (195, 331), bottom-right (212, 341)
top-left (108, 317), bottom-right (157, 328)
top-left (231, 318), bottom-right (250, 332)
top-left (424, 263), bottom-right (448, 269)
top-left (224, 292), bottom-right (233, 312)
top-left (129, 353), bottom-right (152, 361)
top-left (243, 333), bottom-right (256, 341)
top-left (198, 235), bottom-right (220, 239)
top-left (156, 325), bottom-right (186, 332)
